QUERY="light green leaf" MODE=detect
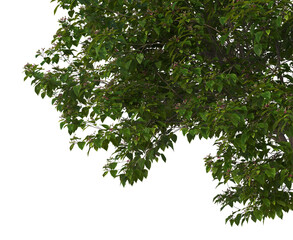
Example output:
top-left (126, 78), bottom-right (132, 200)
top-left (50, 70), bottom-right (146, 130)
top-left (186, 88), bottom-right (192, 94)
top-left (233, 174), bottom-right (242, 184)
top-left (136, 53), bottom-right (144, 64)
top-left (73, 85), bottom-right (81, 97)
top-left (265, 168), bottom-right (276, 178)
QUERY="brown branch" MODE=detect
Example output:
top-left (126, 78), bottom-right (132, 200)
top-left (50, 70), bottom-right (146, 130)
top-left (204, 24), bottom-right (221, 33)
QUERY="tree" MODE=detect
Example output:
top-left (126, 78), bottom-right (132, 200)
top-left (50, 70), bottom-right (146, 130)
top-left (24, 0), bottom-right (293, 225)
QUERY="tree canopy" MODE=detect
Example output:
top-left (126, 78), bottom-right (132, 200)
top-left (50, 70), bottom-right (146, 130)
top-left (24, 0), bottom-right (293, 225)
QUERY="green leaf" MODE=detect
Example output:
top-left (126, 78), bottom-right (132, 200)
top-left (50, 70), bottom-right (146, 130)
top-left (186, 88), bottom-right (192, 94)
top-left (154, 27), bottom-right (160, 36)
top-left (228, 113), bottom-right (241, 127)
top-left (233, 174), bottom-right (242, 184)
top-left (124, 60), bottom-right (132, 70)
top-left (276, 16), bottom-right (282, 27)
top-left (145, 160), bottom-right (151, 170)
top-left (254, 31), bottom-right (263, 43)
top-left (41, 92), bottom-right (47, 99)
top-left (68, 10), bottom-right (74, 17)
top-left (138, 19), bottom-right (146, 27)
top-left (155, 61), bottom-right (162, 69)
top-left (137, 158), bottom-right (145, 169)
top-left (261, 91), bottom-right (271, 99)
top-left (265, 168), bottom-right (276, 178)
top-left (217, 81), bottom-right (223, 92)
top-left (234, 214), bottom-right (241, 226)
top-left (199, 112), bottom-right (208, 121)
top-left (161, 153), bottom-right (167, 162)
top-left (60, 122), bottom-right (66, 129)
top-left (253, 209), bottom-right (263, 221)
top-left (73, 85), bottom-right (81, 97)
top-left (219, 16), bottom-right (227, 25)
top-left (77, 141), bottom-right (86, 150)
top-left (255, 174), bottom-right (265, 185)
top-left (136, 53), bottom-right (144, 64)
top-left (110, 170), bottom-right (118, 178)
top-left (277, 200), bottom-right (287, 207)
top-left (52, 54), bottom-right (60, 63)
top-left (181, 128), bottom-right (188, 136)
top-left (54, 4), bottom-right (60, 15)
top-left (263, 198), bottom-right (271, 207)
top-left (253, 44), bottom-right (262, 56)
top-left (171, 134), bottom-right (177, 143)
top-left (265, 30), bottom-right (271, 35)
top-left (69, 143), bottom-right (75, 151)
top-left (187, 133), bottom-right (194, 143)
top-left (34, 84), bottom-right (41, 95)
top-left (276, 208), bottom-right (283, 219)
top-left (200, 128), bottom-right (209, 139)
top-left (102, 139), bottom-right (109, 151)
top-left (228, 73), bottom-right (237, 83)
top-left (220, 34), bottom-right (228, 46)
top-left (108, 162), bottom-right (118, 169)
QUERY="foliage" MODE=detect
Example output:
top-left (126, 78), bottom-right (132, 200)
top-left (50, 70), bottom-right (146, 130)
top-left (24, 0), bottom-right (293, 225)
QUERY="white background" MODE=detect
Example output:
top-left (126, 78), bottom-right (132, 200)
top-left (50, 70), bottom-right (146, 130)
top-left (0, 1), bottom-right (292, 239)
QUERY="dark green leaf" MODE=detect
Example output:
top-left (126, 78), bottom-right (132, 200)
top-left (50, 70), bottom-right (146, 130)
top-left (77, 141), bottom-right (86, 150)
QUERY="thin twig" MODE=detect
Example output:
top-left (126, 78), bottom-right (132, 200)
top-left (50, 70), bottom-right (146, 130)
top-left (204, 23), bottom-right (221, 33)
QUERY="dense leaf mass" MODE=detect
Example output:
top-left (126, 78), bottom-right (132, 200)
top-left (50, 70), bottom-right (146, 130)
top-left (24, 0), bottom-right (293, 225)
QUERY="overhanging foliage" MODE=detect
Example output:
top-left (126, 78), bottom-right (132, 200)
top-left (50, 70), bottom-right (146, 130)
top-left (24, 0), bottom-right (293, 225)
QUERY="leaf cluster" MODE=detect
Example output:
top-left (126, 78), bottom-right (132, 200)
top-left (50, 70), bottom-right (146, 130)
top-left (24, 0), bottom-right (293, 224)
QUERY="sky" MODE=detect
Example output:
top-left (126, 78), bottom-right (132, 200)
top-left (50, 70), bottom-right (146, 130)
top-left (0, 1), bottom-right (292, 239)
